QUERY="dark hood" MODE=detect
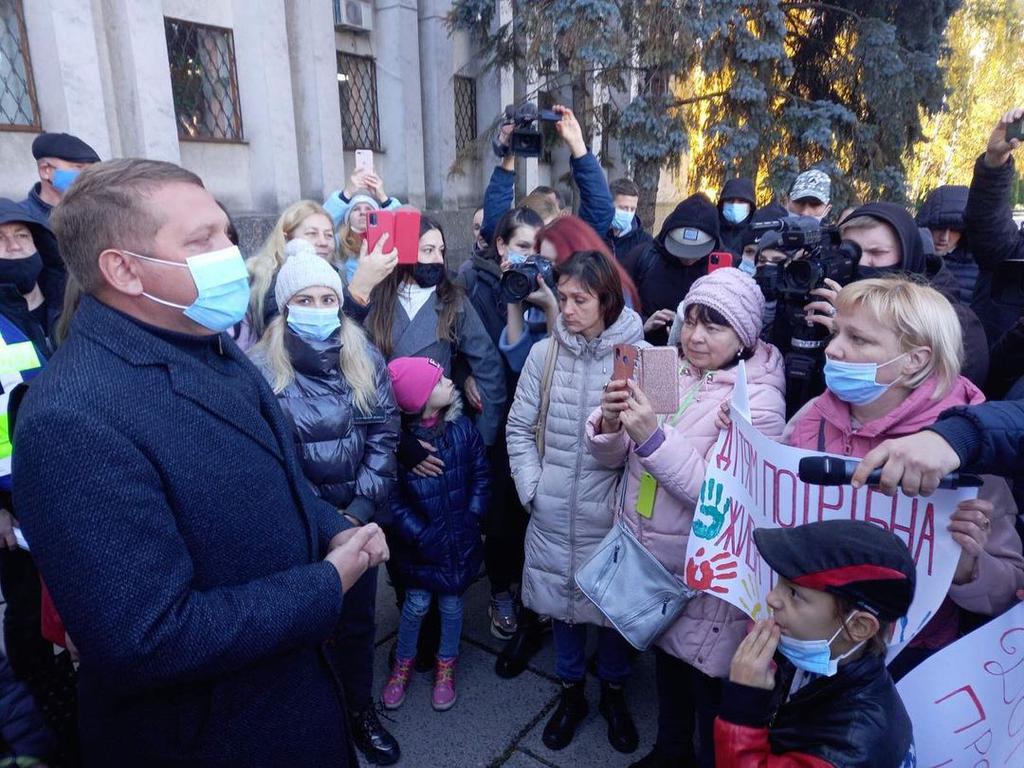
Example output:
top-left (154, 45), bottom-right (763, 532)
top-left (718, 177), bottom-right (756, 207)
top-left (916, 185), bottom-right (968, 232)
top-left (846, 202), bottom-right (925, 274)
top-left (0, 198), bottom-right (52, 246)
top-left (656, 194), bottom-right (721, 256)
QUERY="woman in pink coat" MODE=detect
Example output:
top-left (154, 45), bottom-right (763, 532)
top-left (586, 268), bottom-right (786, 768)
top-left (786, 276), bottom-right (1024, 681)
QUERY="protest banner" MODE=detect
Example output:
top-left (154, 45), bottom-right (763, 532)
top-left (683, 362), bottom-right (975, 659)
top-left (897, 602), bottom-right (1024, 766)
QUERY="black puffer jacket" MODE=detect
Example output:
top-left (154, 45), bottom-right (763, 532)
top-left (626, 194), bottom-right (721, 346)
top-left (917, 185), bottom-right (978, 304)
top-left (253, 327), bottom-right (399, 524)
top-left (387, 396), bottom-right (489, 595)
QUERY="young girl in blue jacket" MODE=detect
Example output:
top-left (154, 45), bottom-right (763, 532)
top-left (382, 356), bottom-right (490, 712)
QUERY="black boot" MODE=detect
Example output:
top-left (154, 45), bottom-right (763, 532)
top-left (599, 681), bottom-right (639, 754)
top-left (495, 609), bottom-right (548, 679)
top-left (349, 705), bottom-right (401, 766)
top-left (542, 680), bottom-right (589, 751)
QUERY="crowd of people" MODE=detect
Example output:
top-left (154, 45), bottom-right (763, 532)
top-left (0, 101), bottom-right (1023, 767)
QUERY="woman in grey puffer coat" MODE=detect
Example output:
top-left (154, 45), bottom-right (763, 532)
top-left (248, 249), bottom-right (402, 766)
top-left (507, 250), bottom-right (644, 756)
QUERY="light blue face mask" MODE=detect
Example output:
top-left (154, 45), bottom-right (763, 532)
top-left (287, 304), bottom-right (341, 342)
top-left (823, 353), bottom-right (907, 406)
top-left (722, 202), bottom-right (751, 224)
top-left (52, 169), bottom-right (81, 194)
top-left (777, 613), bottom-right (865, 677)
top-left (612, 208), bottom-right (635, 235)
top-left (126, 245), bottom-right (250, 332)
top-left (738, 257), bottom-right (756, 276)
top-left (507, 251), bottom-right (529, 265)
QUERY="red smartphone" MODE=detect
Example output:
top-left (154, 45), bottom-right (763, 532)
top-left (365, 210), bottom-right (394, 254)
top-left (393, 209), bottom-right (422, 265)
top-left (612, 344), bottom-right (639, 381)
top-left (708, 251), bottom-right (733, 273)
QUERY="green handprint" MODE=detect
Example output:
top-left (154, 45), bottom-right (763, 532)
top-left (692, 478), bottom-right (731, 540)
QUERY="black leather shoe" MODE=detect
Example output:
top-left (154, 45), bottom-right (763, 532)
top-left (495, 622), bottom-right (544, 679)
top-left (350, 706), bottom-right (401, 766)
top-left (542, 680), bottom-right (589, 751)
top-left (599, 682), bottom-right (639, 754)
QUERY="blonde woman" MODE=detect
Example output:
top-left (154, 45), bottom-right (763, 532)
top-left (242, 200), bottom-right (396, 348)
top-left (247, 245), bottom-right (402, 765)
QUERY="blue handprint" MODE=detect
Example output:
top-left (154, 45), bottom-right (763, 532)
top-left (692, 478), bottom-right (731, 540)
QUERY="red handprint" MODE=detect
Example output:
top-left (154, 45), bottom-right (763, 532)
top-left (686, 547), bottom-right (738, 594)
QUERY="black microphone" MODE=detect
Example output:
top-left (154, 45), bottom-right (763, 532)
top-left (798, 455), bottom-right (983, 490)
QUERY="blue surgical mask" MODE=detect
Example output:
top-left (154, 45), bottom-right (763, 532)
top-left (777, 614), bottom-right (865, 677)
top-left (126, 245), bottom-right (251, 332)
top-left (738, 257), bottom-right (756, 276)
top-left (612, 208), bottom-right (635, 235)
top-left (287, 304), bottom-right (341, 342)
top-left (52, 169), bottom-right (81, 194)
top-left (507, 251), bottom-right (529, 265)
top-left (723, 202), bottom-right (751, 224)
top-left (824, 353), bottom-right (908, 406)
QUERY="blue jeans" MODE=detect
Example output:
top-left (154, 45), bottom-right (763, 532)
top-left (396, 589), bottom-right (463, 660)
top-left (552, 620), bottom-right (632, 684)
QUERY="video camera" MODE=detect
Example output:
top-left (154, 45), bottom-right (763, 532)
top-left (500, 256), bottom-right (557, 303)
top-left (751, 216), bottom-right (862, 415)
top-left (494, 103), bottom-right (561, 159)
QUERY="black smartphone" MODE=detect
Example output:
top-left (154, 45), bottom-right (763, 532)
top-left (1007, 117), bottom-right (1024, 143)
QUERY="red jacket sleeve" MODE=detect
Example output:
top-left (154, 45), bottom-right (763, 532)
top-left (714, 718), bottom-right (834, 768)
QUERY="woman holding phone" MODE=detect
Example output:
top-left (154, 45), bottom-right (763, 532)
top-left (586, 267), bottom-right (785, 768)
top-left (506, 249), bottom-right (644, 756)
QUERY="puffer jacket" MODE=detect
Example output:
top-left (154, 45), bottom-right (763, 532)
top-left (507, 308), bottom-right (644, 625)
top-left (251, 327), bottom-right (399, 524)
top-left (787, 375), bottom-right (1024, 650)
top-left (585, 342), bottom-right (786, 676)
top-left (387, 395), bottom-right (489, 595)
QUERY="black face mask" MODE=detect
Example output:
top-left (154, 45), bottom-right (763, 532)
top-left (0, 252), bottom-right (43, 294)
top-left (856, 264), bottom-right (900, 282)
top-left (413, 263), bottom-right (446, 289)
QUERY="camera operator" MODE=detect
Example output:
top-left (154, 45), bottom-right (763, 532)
top-left (625, 194), bottom-right (722, 346)
top-left (480, 105), bottom-right (613, 248)
top-left (965, 107), bottom-right (1024, 345)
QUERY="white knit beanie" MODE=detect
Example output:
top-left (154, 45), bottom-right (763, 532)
top-left (274, 240), bottom-right (343, 310)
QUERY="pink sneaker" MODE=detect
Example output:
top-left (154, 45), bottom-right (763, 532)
top-left (432, 656), bottom-right (458, 711)
top-left (381, 657), bottom-right (414, 710)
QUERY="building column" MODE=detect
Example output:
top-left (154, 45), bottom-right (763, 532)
top-left (231, 0), bottom-right (302, 212)
top-left (284, 0), bottom-right (345, 203)
top-left (98, 0), bottom-right (180, 161)
top-left (374, 0), bottom-right (426, 207)
top-left (418, 0), bottom-right (457, 210)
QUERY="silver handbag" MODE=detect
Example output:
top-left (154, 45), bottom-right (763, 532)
top-left (575, 519), bottom-right (696, 651)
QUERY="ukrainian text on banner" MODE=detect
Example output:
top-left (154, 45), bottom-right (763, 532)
top-left (897, 601), bottom-right (1024, 766)
top-left (682, 362), bottom-right (975, 660)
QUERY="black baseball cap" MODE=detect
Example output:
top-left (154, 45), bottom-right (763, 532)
top-left (753, 520), bottom-right (916, 621)
top-left (31, 132), bottom-right (100, 164)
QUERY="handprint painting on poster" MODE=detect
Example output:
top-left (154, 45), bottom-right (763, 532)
top-left (683, 361), bottom-right (977, 662)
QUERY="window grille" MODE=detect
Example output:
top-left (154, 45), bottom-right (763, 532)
top-left (0, 0), bottom-right (39, 129)
top-left (454, 75), bottom-right (477, 153)
top-left (337, 52), bottom-right (381, 151)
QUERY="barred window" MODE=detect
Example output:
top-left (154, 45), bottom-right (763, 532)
top-left (0, 0), bottom-right (39, 129)
top-left (454, 76), bottom-right (477, 153)
top-left (165, 17), bottom-right (243, 141)
top-left (337, 52), bottom-right (380, 151)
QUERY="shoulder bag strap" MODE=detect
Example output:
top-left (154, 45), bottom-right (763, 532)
top-left (535, 338), bottom-right (559, 458)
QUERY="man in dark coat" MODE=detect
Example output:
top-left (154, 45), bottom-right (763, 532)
top-left (716, 177), bottom-right (757, 257)
top-left (965, 106), bottom-right (1024, 345)
top-left (11, 158), bottom-right (388, 767)
top-left (916, 184), bottom-right (976, 304)
top-left (625, 193), bottom-right (721, 346)
top-left (20, 132), bottom-right (101, 335)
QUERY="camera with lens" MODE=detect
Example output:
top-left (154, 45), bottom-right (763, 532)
top-left (493, 103), bottom-right (562, 159)
top-left (500, 256), bottom-right (557, 303)
top-left (751, 215), bottom-right (862, 415)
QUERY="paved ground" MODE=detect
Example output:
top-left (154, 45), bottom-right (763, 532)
top-left (364, 574), bottom-right (659, 768)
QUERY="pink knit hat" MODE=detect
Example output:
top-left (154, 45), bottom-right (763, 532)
top-left (387, 356), bottom-right (445, 414)
top-left (678, 267), bottom-right (765, 348)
